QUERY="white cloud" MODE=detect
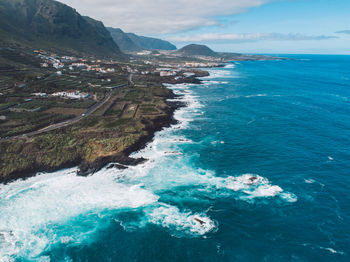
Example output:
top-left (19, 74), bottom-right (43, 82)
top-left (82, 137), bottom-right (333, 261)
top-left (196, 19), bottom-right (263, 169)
top-left (335, 30), bottom-right (350, 35)
top-left (57, 0), bottom-right (271, 34)
top-left (167, 33), bottom-right (338, 43)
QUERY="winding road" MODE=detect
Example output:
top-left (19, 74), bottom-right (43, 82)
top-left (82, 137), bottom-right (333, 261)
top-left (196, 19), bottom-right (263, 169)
top-left (1, 82), bottom-right (128, 141)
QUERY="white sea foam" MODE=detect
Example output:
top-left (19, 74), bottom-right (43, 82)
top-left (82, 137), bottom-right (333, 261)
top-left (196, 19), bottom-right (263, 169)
top-left (0, 79), bottom-right (296, 258)
top-left (147, 204), bottom-right (216, 236)
top-left (319, 246), bottom-right (345, 255)
top-left (211, 140), bottom-right (225, 146)
top-left (224, 64), bottom-right (235, 69)
top-left (202, 80), bottom-right (229, 85)
top-left (305, 178), bottom-right (316, 184)
top-left (280, 192), bottom-right (298, 203)
top-left (221, 94), bottom-right (282, 100)
top-left (0, 169), bottom-right (158, 259)
top-left (245, 93), bottom-right (268, 98)
top-left (203, 70), bottom-right (231, 79)
top-left (129, 87), bottom-right (293, 203)
top-left (218, 174), bottom-right (294, 201)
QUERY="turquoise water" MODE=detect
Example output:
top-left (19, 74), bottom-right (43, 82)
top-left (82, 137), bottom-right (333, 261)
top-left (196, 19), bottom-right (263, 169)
top-left (1, 55), bottom-right (350, 261)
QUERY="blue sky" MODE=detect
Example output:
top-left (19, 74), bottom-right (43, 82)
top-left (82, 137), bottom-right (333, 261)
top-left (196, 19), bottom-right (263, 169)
top-left (163, 0), bottom-right (350, 54)
top-left (60, 0), bottom-right (350, 54)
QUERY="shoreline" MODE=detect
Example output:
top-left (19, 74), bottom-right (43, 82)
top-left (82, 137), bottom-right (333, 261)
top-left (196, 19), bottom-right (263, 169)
top-left (77, 95), bottom-right (185, 177)
top-left (0, 73), bottom-right (204, 184)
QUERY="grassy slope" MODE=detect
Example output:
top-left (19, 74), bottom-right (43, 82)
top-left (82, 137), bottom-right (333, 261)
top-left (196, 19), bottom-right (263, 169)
top-left (0, 0), bottom-right (122, 57)
top-left (0, 83), bottom-right (174, 182)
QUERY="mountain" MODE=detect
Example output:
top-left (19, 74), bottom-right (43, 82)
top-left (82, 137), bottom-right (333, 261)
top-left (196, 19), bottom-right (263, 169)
top-left (107, 27), bottom-right (177, 52)
top-left (126, 33), bottom-right (177, 51)
top-left (177, 44), bottom-right (217, 57)
top-left (0, 0), bottom-right (122, 57)
top-left (107, 28), bottom-right (142, 52)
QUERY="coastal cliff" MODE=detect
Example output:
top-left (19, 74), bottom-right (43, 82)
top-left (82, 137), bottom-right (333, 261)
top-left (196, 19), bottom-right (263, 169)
top-left (0, 75), bottom-right (201, 183)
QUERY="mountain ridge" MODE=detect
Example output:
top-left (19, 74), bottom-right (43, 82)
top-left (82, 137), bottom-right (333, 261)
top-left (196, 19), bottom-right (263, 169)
top-left (108, 27), bottom-right (177, 52)
top-left (0, 0), bottom-right (122, 57)
top-left (177, 44), bottom-right (218, 57)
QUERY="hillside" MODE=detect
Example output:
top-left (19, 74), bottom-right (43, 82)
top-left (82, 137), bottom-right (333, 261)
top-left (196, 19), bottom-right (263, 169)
top-left (126, 33), bottom-right (177, 51)
top-left (108, 27), bottom-right (177, 52)
top-left (177, 44), bottom-right (217, 57)
top-left (107, 28), bottom-right (142, 52)
top-left (0, 0), bottom-right (122, 57)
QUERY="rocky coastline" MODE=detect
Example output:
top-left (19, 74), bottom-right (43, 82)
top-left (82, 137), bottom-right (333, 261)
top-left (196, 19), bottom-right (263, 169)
top-left (0, 74), bottom-right (200, 184)
top-left (77, 97), bottom-right (185, 177)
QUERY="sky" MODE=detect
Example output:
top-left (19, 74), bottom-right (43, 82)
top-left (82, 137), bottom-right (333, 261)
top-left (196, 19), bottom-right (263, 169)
top-left (59, 0), bottom-right (350, 54)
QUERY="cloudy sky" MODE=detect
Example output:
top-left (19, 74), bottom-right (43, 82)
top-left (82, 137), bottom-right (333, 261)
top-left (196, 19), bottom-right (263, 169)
top-left (59, 0), bottom-right (350, 54)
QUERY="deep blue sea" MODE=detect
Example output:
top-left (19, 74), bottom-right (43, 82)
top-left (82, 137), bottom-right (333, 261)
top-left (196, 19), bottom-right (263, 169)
top-left (1, 55), bottom-right (350, 261)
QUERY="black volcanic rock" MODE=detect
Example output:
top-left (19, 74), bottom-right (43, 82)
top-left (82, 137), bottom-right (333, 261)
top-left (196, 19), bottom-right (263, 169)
top-left (0, 0), bottom-right (122, 57)
top-left (108, 27), bottom-right (177, 52)
top-left (177, 44), bottom-right (217, 57)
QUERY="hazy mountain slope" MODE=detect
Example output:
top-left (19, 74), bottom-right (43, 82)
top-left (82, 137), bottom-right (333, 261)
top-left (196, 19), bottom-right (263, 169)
top-left (107, 27), bottom-right (142, 52)
top-left (0, 0), bottom-right (122, 56)
top-left (126, 33), bottom-right (177, 51)
top-left (177, 44), bottom-right (217, 57)
top-left (107, 27), bottom-right (176, 52)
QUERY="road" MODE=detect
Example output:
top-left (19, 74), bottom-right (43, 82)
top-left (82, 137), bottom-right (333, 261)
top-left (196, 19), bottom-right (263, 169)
top-left (1, 82), bottom-right (128, 141)
top-left (128, 73), bottom-right (134, 86)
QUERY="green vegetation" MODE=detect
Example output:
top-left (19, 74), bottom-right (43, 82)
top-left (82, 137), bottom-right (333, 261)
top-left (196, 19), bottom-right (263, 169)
top-left (0, 0), bottom-right (276, 184)
top-left (108, 27), bottom-right (176, 53)
top-left (0, 0), bottom-right (122, 57)
top-left (177, 44), bottom-right (218, 57)
top-left (0, 78), bottom-right (174, 181)
top-left (0, 46), bottom-right (129, 141)
top-left (0, 111), bottom-right (73, 137)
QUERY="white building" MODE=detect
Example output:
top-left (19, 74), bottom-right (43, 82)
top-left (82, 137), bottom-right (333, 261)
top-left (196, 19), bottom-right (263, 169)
top-left (53, 63), bottom-right (64, 69)
top-left (32, 92), bottom-right (47, 97)
top-left (160, 71), bottom-right (176, 77)
top-left (106, 68), bottom-right (115, 73)
top-left (51, 91), bottom-right (89, 99)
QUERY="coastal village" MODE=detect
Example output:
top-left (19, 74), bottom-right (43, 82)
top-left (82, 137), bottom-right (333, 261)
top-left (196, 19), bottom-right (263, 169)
top-left (0, 46), bottom-right (222, 143)
top-left (0, 48), bottom-right (223, 121)
top-left (1, 0), bottom-right (346, 260)
top-left (0, 0), bottom-right (284, 183)
top-left (0, 40), bottom-right (229, 183)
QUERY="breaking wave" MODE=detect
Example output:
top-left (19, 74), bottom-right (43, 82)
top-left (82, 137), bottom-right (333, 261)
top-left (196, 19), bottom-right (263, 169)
top-left (0, 78), bottom-right (296, 260)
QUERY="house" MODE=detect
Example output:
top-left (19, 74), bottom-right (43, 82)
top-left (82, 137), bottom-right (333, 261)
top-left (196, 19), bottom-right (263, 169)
top-left (106, 68), bottom-right (115, 73)
top-left (32, 93), bottom-right (47, 97)
top-left (160, 71), bottom-right (176, 77)
top-left (137, 50), bottom-right (152, 55)
top-left (53, 63), bottom-right (64, 69)
top-left (67, 91), bottom-right (89, 99)
top-left (51, 91), bottom-right (89, 99)
top-left (72, 63), bottom-right (88, 69)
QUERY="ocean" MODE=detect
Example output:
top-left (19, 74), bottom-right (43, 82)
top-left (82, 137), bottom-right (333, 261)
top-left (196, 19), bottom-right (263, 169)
top-left (1, 55), bottom-right (350, 261)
